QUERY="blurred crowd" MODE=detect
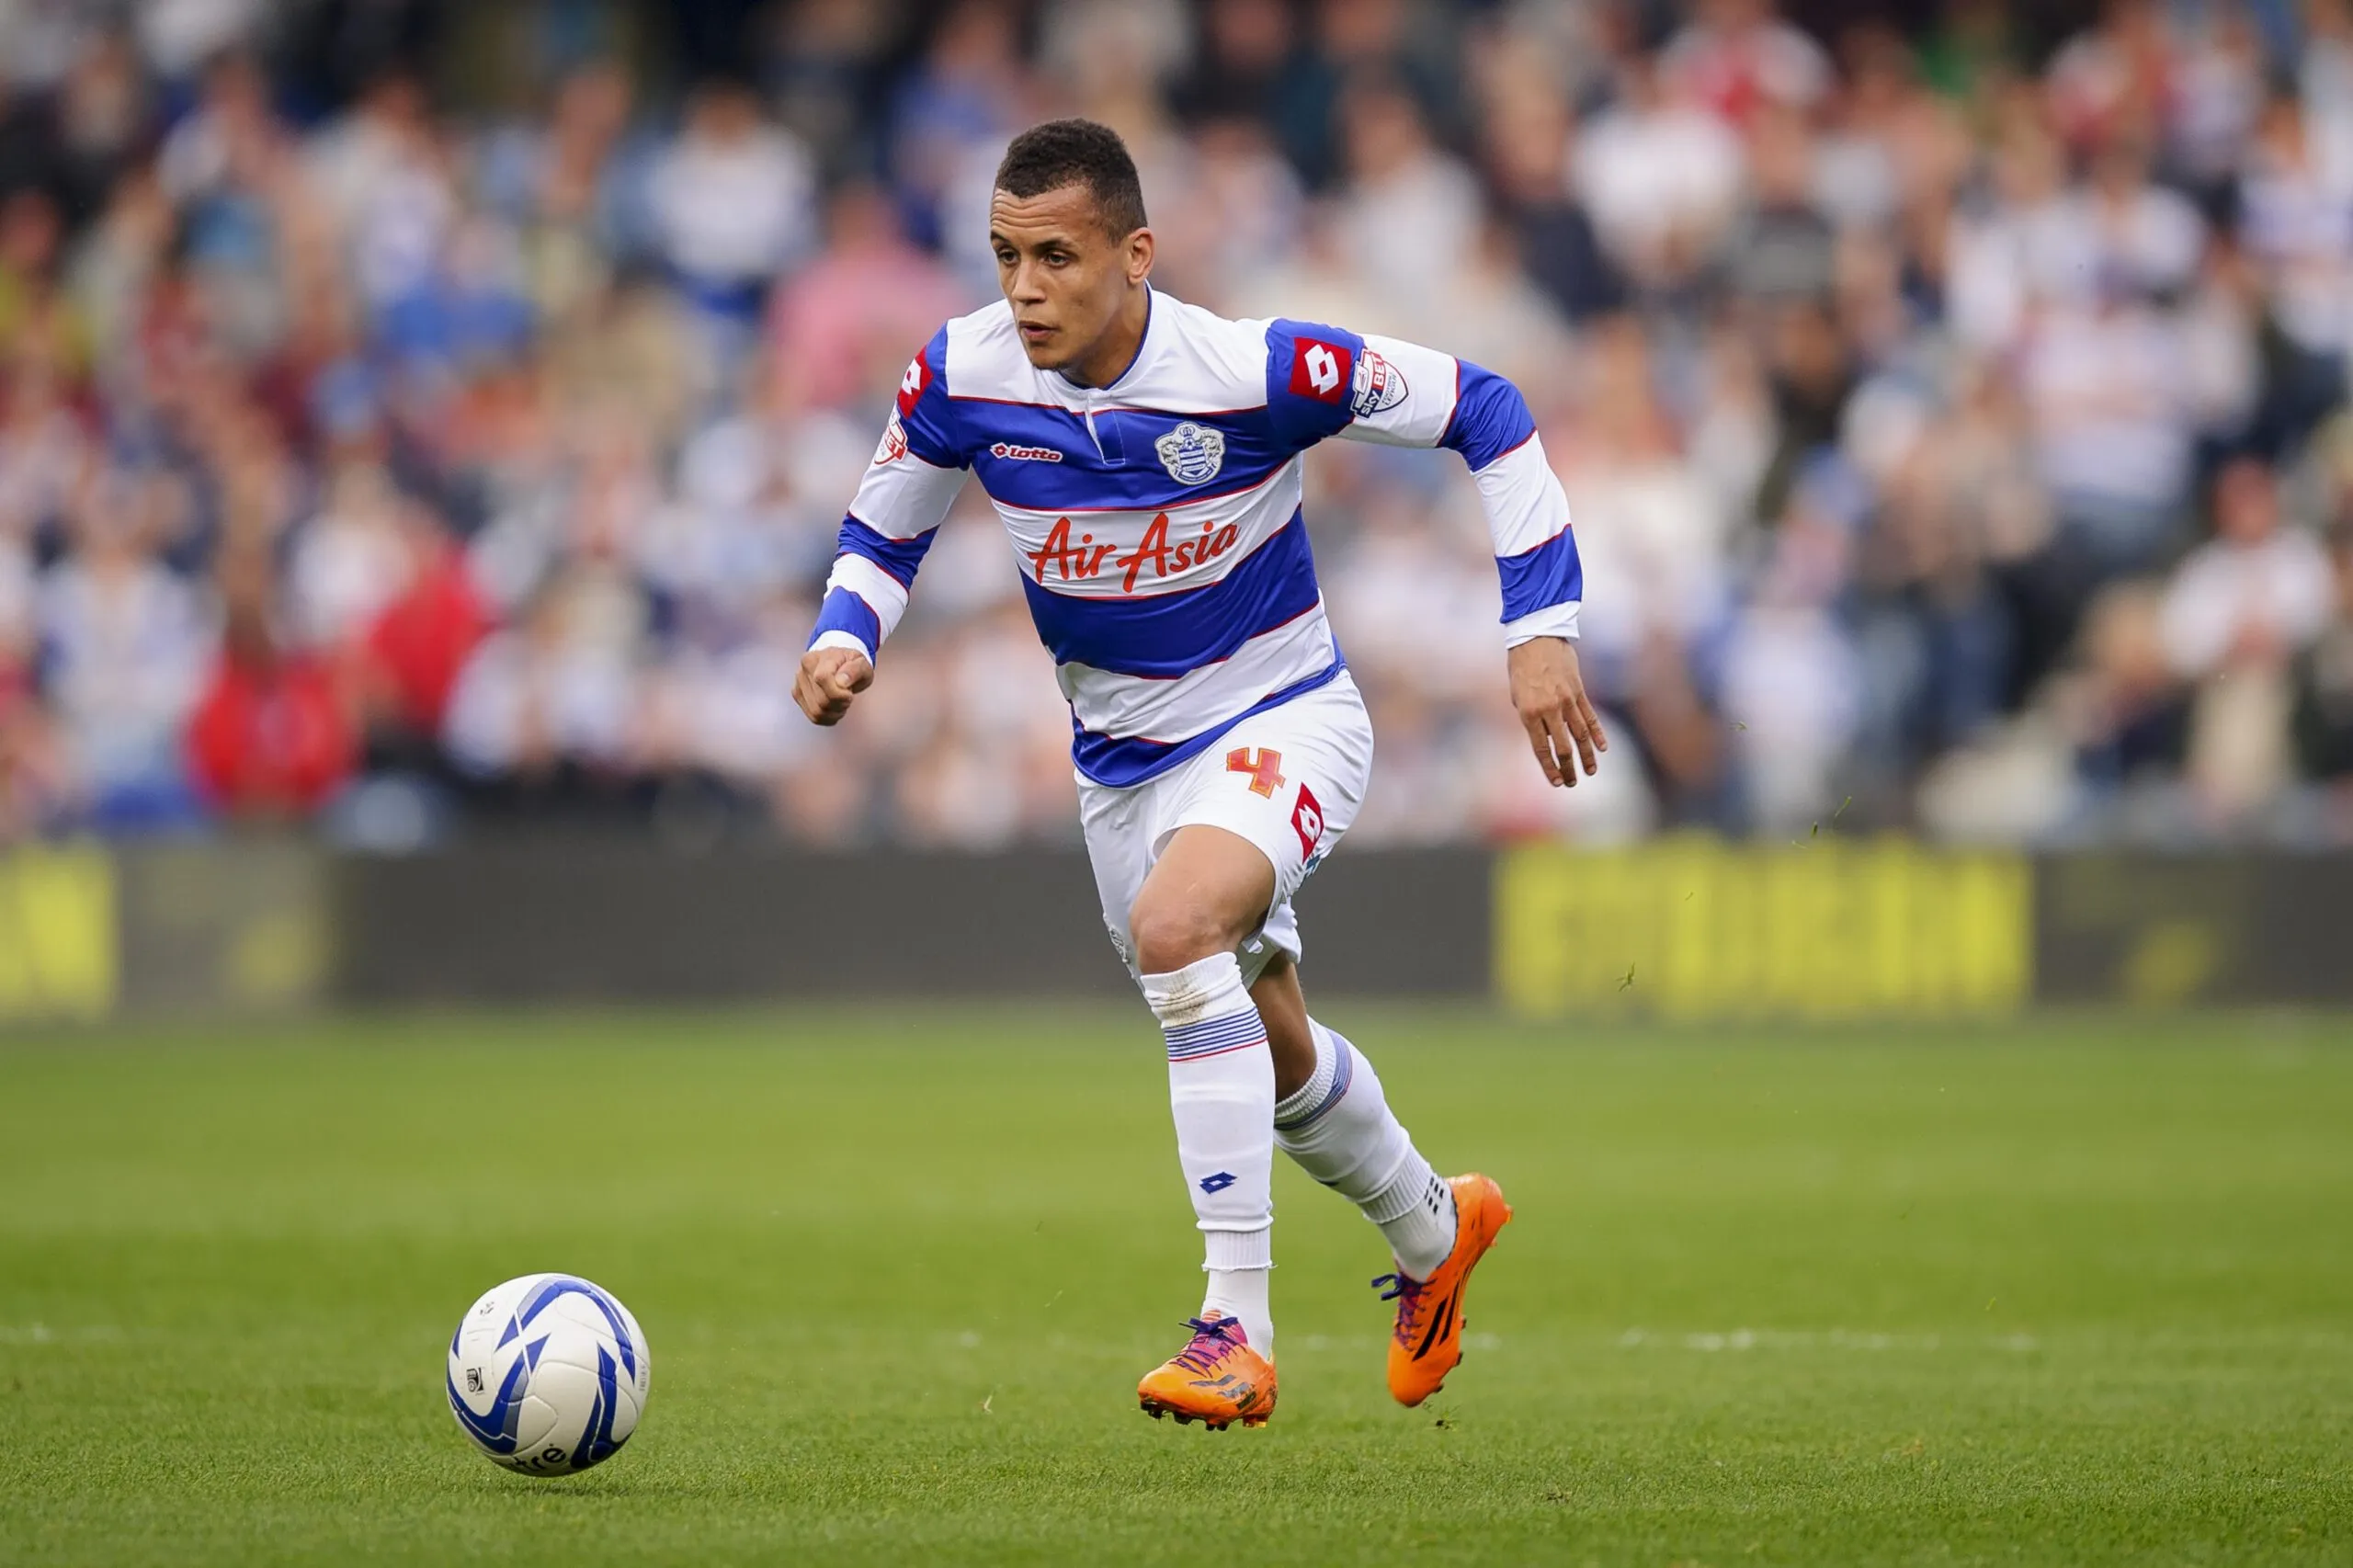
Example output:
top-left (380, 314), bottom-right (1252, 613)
top-left (3, 0), bottom-right (2353, 852)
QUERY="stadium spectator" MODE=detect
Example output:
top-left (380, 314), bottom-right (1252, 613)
top-left (0, 691), bottom-right (70, 841)
top-left (2162, 457), bottom-right (2336, 816)
top-left (1168, 0), bottom-right (1299, 136)
top-left (2291, 520), bottom-right (2353, 795)
top-left (888, 1), bottom-right (1027, 251)
top-left (186, 549), bottom-right (356, 818)
top-left (1150, 115), bottom-right (1307, 306)
top-left (1574, 51), bottom-right (1745, 293)
top-left (308, 72), bottom-right (453, 316)
top-left (1334, 76), bottom-right (1487, 324)
top-left (764, 183), bottom-right (971, 415)
top-left (2044, 0), bottom-right (2178, 155)
top-left (472, 59), bottom-right (644, 319)
top-left (2057, 581), bottom-right (2190, 814)
top-left (2163, 458), bottom-right (2337, 681)
top-left (1727, 104), bottom-right (1837, 304)
top-left (289, 460), bottom-right (410, 651)
top-left (441, 564), bottom-right (643, 807)
top-left (2018, 284), bottom-right (2197, 574)
top-left (137, 0), bottom-right (265, 86)
top-left (46, 27), bottom-right (153, 230)
top-left (358, 494), bottom-right (491, 765)
top-left (2234, 83), bottom-right (2353, 447)
top-left (1659, 0), bottom-right (1834, 125)
top-left (36, 480), bottom-right (210, 831)
top-left (649, 78), bottom-right (818, 345)
top-left (1476, 61), bottom-right (1627, 326)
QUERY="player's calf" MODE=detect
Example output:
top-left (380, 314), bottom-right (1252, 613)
top-left (1131, 824), bottom-right (1289, 1358)
top-left (1275, 1021), bottom-right (1458, 1279)
top-left (1142, 951), bottom-right (1277, 1352)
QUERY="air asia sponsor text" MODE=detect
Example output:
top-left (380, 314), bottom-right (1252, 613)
top-left (1026, 512), bottom-right (1242, 593)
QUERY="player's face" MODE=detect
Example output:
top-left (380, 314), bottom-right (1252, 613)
top-left (989, 184), bottom-right (1152, 378)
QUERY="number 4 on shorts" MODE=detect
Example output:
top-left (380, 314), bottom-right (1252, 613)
top-left (1226, 747), bottom-right (1286, 798)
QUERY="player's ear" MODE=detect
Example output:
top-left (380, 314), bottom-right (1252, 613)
top-left (1125, 226), bottom-right (1154, 285)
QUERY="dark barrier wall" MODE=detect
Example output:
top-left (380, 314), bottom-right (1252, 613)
top-left (118, 839), bottom-right (329, 1015)
top-left (2035, 853), bottom-right (2353, 1007)
top-left (335, 845), bottom-right (1128, 1004)
top-left (4, 841), bottom-right (2351, 1025)
top-left (321, 842), bottom-right (2353, 1012)
top-left (329, 843), bottom-right (1492, 1005)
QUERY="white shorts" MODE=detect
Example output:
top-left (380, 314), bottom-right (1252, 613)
top-left (1079, 671), bottom-right (1374, 983)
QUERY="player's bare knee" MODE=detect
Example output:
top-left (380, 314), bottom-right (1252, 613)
top-left (1127, 896), bottom-right (1234, 976)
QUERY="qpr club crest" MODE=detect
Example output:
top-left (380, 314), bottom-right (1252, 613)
top-left (1154, 421), bottom-right (1225, 486)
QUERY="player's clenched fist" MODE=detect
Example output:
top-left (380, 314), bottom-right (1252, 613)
top-left (794, 646), bottom-right (874, 725)
top-left (1506, 637), bottom-right (1608, 788)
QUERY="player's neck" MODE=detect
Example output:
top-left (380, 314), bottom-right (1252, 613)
top-left (1060, 284), bottom-right (1152, 391)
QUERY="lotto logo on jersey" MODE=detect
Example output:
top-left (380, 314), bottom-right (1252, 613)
top-left (895, 355), bottom-right (931, 416)
top-left (1289, 337), bottom-right (1354, 403)
top-left (990, 441), bottom-right (1063, 462)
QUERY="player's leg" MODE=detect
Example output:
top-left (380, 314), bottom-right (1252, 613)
top-left (1129, 824), bottom-right (1282, 1350)
top-left (1127, 824), bottom-right (1285, 1427)
top-left (1121, 673), bottom-right (1377, 1426)
top-left (1078, 762), bottom-right (1283, 1426)
top-left (1245, 945), bottom-right (1313, 1097)
top-left (1262, 950), bottom-right (1514, 1405)
top-left (1250, 957), bottom-right (1458, 1278)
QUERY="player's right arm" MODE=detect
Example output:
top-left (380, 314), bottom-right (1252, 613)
top-left (796, 329), bottom-right (969, 726)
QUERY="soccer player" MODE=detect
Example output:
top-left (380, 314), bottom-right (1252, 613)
top-left (795, 119), bottom-right (1602, 1429)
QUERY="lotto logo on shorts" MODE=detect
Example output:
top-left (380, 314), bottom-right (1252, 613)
top-left (1292, 784), bottom-right (1325, 860)
top-left (1289, 338), bottom-right (1353, 403)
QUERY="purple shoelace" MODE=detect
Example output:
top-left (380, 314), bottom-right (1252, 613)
top-left (1172, 1315), bottom-right (1250, 1375)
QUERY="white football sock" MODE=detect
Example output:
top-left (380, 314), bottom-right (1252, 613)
top-left (1199, 1232), bottom-right (1271, 1353)
top-left (1273, 1020), bottom-right (1458, 1280)
top-left (1142, 952), bottom-right (1276, 1355)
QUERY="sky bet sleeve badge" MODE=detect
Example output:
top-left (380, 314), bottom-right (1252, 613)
top-left (1350, 348), bottom-right (1407, 417)
top-left (1154, 421), bottom-right (1225, 486)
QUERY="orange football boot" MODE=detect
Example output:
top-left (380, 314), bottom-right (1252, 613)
top-left (1376, 1172), bottom-right (1512, 1406)
top-left (1137, 1315), bottom-right (1278, 1429)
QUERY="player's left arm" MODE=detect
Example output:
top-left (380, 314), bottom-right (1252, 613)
top-left (1265, 322), bottom-right (1606, 787)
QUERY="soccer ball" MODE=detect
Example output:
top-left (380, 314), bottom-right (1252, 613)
top-left (445, 1273), bottom-right (651, 1475)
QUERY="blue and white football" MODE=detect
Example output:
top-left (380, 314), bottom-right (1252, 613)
top-left (445, 1273), bottom-right (651, 1475)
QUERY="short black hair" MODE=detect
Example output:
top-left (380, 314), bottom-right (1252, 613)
top-left (993, 119), bottom-right (1147, 237)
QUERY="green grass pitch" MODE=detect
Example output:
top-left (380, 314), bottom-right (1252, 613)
top-left (2, 1007), bottom-right (2348, 1566)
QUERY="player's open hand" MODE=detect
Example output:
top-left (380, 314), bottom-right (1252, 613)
top-left (1507, 637), bottom-right (1607, 787)
top-left (794, 646), bottom-right (874, 726)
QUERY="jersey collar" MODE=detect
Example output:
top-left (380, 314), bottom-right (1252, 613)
top-left (1052, 282), bottom-right (1156, 399)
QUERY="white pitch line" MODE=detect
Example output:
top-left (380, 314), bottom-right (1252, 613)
top-left (1616, 1328), bottom-right (2038, 1352)
top-left (0, 1324), bottom-right (123, 1345)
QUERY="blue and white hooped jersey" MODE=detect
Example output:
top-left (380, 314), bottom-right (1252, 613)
top-left (808, 287), bottom-right (1583, 789)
